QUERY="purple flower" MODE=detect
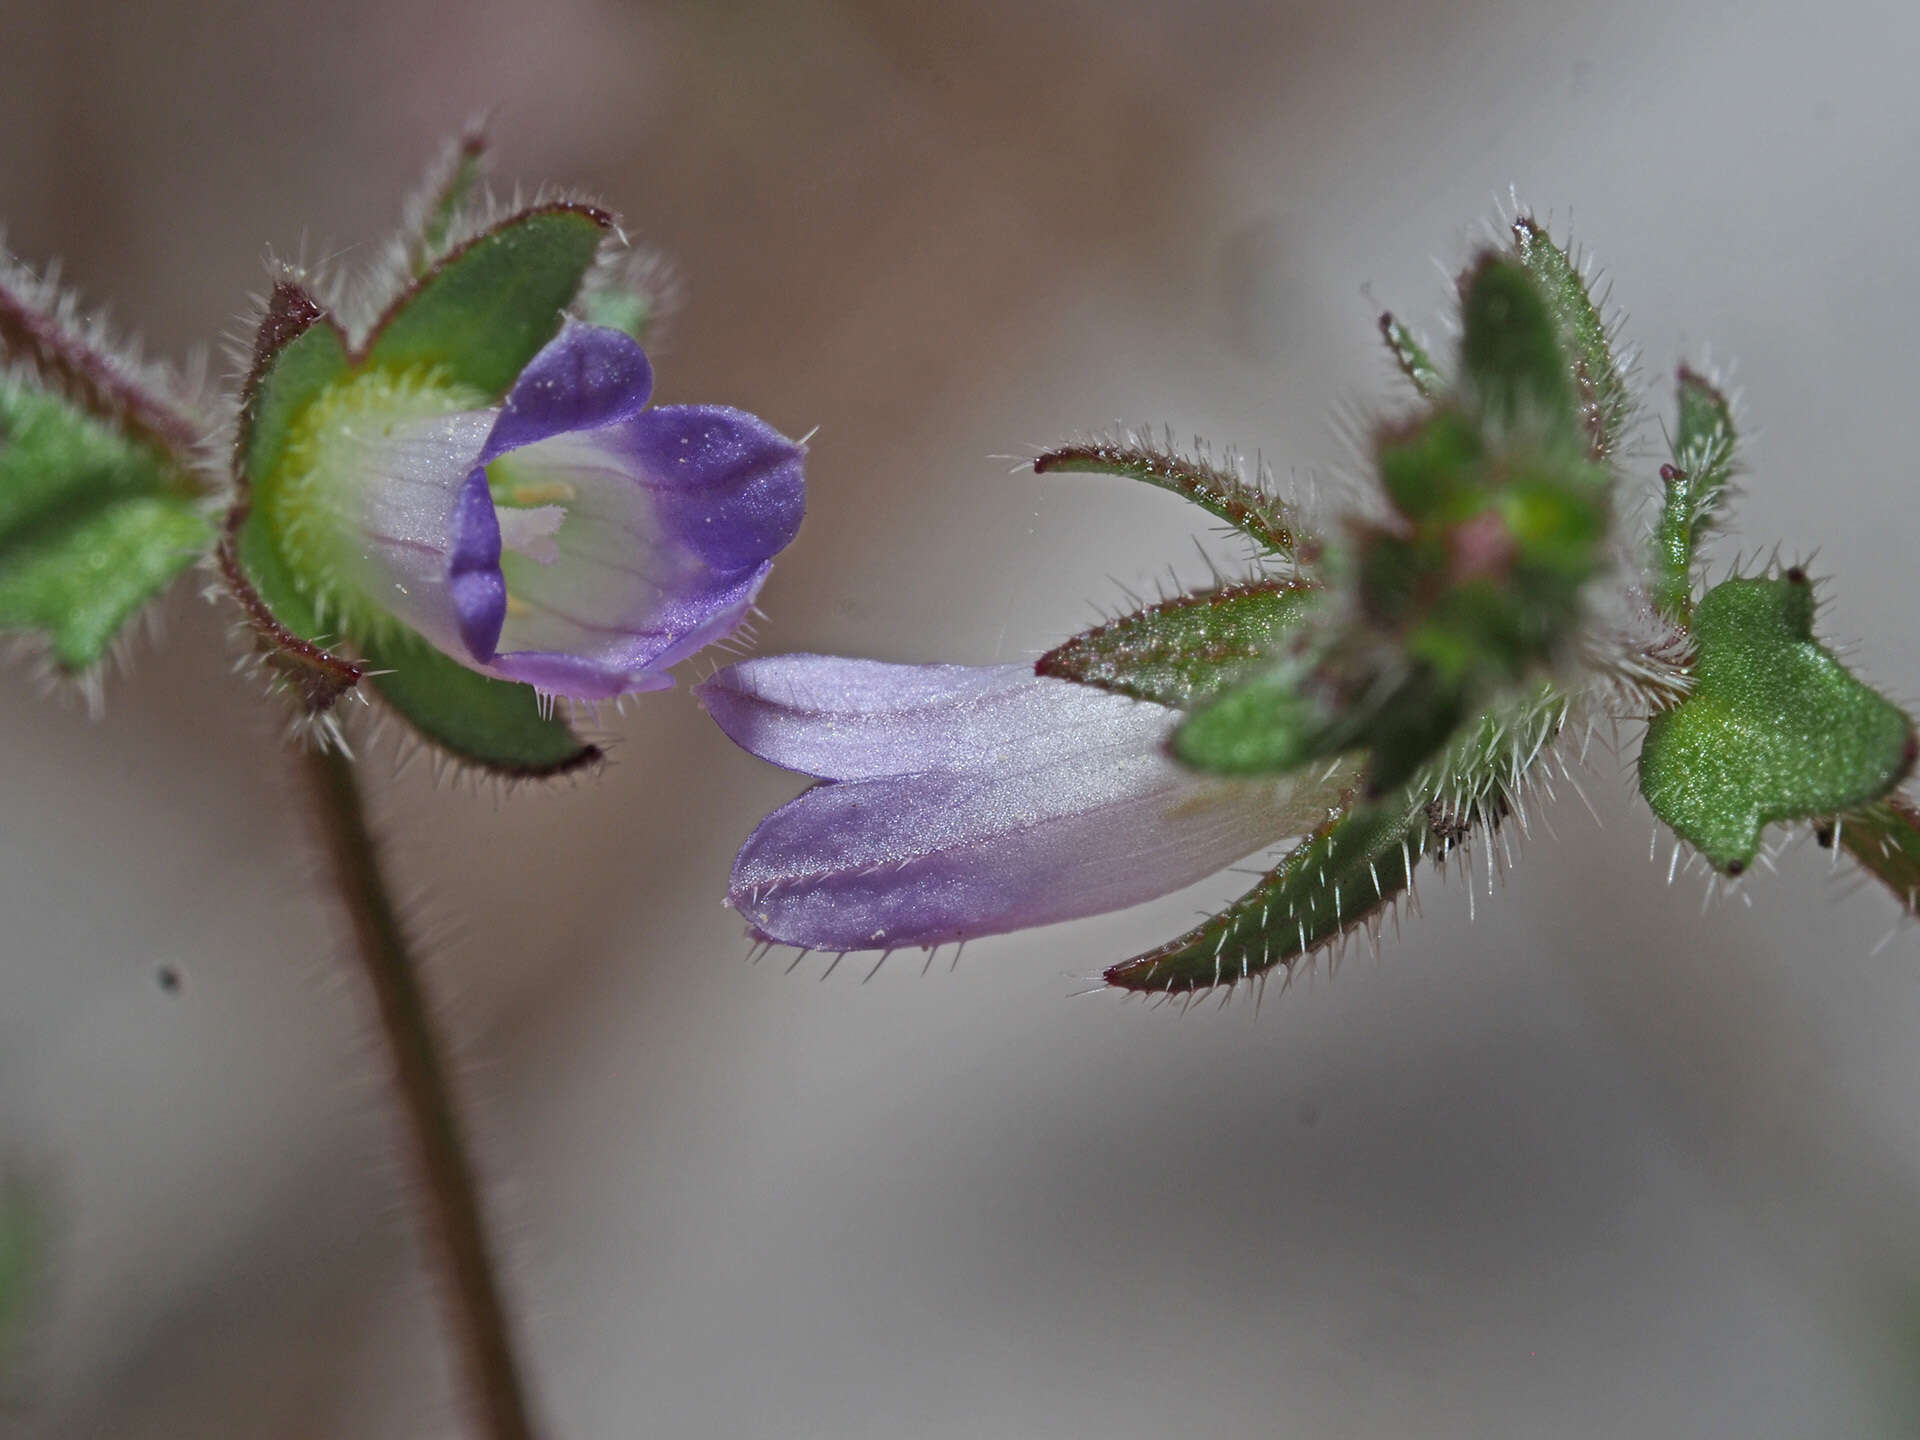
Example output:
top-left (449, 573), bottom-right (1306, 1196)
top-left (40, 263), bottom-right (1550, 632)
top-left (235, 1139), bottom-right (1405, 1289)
top-left (323, 320), bottom-right (804, 700)
top-left (697, 655), bottom-right (1349, 952)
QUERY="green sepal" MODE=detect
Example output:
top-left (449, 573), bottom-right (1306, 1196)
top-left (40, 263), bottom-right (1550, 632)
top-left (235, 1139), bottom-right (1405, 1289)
top-left (0, 379), bottom-right (211, 670)
top-left (221, 285), bottom-right (365, 711)
top-left (221, 278), bottom-right (601, 770)
top-left (407, 127), bottom-right (489, 277)
top-left (366, 204), bottom-right (611, 398)
top-left (1170, 660), bottom-right (1329, 776)
top-left (1378, 310), bottom-right (1441, 398)
top-left (1032, 435), bottom-right (1306, 555)
top-left (1835, 795), bottom-right (1920, 914)
top-left (578, 287), bottom-right (657, 343)
top-left (1034, 578), bottom-right (1316, 707)
top-left (1375, 408), bottom-right (1484, 524)
top-left (576, 251), bottom-right (677, 347)
top-left (1639, 575), bottom-right (1915, 871)
top-left (234, 287), bottom-right (353, 645)
top-left (1459, 253), bottom-right (1579, 440)
top-left (1114, 684), bottom-right (1564, 993)
top-left (1509, 217), bottom-right (1629, 456)
top-left (1651, 367), bottom-right (1738, 622)
top-left (1106, 800), bottom-right (1430, 993)
top-left (360, 626), bottom-right (601, 777)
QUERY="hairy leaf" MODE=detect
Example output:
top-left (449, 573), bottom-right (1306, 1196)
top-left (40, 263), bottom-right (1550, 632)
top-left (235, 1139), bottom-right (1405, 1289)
top-left (0, 380), bottom-right (210, 670)
top-left (1640, 574), bottom-right (1915, 871)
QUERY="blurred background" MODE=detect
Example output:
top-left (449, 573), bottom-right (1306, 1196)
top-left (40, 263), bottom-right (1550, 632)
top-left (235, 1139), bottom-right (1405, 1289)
top-left (5, 0), bottom-right (1920, 1434)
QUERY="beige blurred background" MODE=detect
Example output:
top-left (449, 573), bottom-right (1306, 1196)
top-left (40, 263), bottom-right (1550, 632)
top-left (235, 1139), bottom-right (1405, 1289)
top-left (6, 0), bottom-right (1920, 1434)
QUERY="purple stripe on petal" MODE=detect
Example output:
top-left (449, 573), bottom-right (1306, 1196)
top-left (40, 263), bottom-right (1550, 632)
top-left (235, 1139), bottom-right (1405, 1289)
top-left (480, 320), bottom-right (655, 464)
top-left (727, 744), bottom-right (1315, 951)
top-left (448, 468), bottom-right (506, 660)
top-left (611, 404), bottom-right (805, 573)
top-left (698, 658), bottom-right (1162, 781)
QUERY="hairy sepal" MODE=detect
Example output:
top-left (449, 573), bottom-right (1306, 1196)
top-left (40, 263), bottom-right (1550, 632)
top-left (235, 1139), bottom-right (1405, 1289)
top-left (1650, 367), bottom-right (1738, 623)
top-left (1035, 578), bottom-right (1317, 707)
top-left (1834, 795), bottom-right (1920, 915)
top-left (221, 201), bottom-right (615, 771)
top-left (1114, 686), bottom-right (1565, 995)
top-left (1508, 217), bottom-right (1631, 459)
top-left (1105, 798), bottom-right (1430, 995)
top-left (1031, 431), bottom-right (1308, 556)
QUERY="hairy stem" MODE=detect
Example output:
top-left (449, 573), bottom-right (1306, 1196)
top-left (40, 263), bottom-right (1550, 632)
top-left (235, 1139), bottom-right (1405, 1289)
top-left (299, 745), bottom-right (539, 1440)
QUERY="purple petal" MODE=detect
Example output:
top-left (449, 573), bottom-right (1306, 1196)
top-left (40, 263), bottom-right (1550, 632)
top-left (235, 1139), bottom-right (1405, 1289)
top-left (447, 469), bottom-right (506, 659)
top-left (486, 650), bottom-right (677, 698)
top-left (717, 663), bottom-right (1346, 950)
top-left (697, 657), bottom-right (1148, 781)
top-left (727, 735), bottom-right (1324, 952)
top-left (479, 320), bottom-right (654, 464)
top-left (480, 410), bottom-right (803, 694)
top-left (611, 404), bottom-right (806, 574)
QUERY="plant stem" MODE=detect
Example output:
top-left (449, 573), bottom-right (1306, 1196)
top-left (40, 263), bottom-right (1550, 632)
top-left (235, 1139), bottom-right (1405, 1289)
top-left (299, 744), bottom-right (539, 1440)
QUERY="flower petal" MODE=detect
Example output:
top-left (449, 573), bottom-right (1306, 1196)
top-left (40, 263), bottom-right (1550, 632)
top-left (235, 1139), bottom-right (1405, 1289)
top-left (478, 319), bottom-right (654, 464)
top-left (447, 467), bottom-right (506, 659)
top-left (722, 667), bottom-right (1344, 950)
top-left (612, 404), bottom-right (806, 574)
top-left (315, 405), bottom-right (499, 659)
top-left (481, 404), bottom-right (804, 696)
top-left (697, 657), bottom-right (1154, 781)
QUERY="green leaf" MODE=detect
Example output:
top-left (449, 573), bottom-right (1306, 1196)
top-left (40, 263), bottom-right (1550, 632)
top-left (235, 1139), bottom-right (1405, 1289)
top-left (1639, 575), bottom-right (1915, 871)
top-left (1034, 579), bottom-right (1316, 707)
top-left (1459, 253), bottom-right (1578, 439)
top-left (366, 205), bottom-right (610, 398)
top-left (1509, 217), bottom-right (1629, 456)
top-left (0, 380), bottom-right (210, 671)
top-left (1106, 800), bottom-right (1431, 993)
top-left (360, 626), bottom-right (600, 777)
top-left (1650, 366), bottom-right (1738, 622)
top-left (1032, 434), bottom-right (1307, 554)
top-left (1834, 795), bottom-right (1920, 915)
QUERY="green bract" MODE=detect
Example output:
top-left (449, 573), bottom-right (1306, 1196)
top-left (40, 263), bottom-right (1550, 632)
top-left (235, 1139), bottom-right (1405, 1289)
top-left (1639, 575), bottom-right (1914, 871)
top-left (222, 205), bottom-right (613, 776)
